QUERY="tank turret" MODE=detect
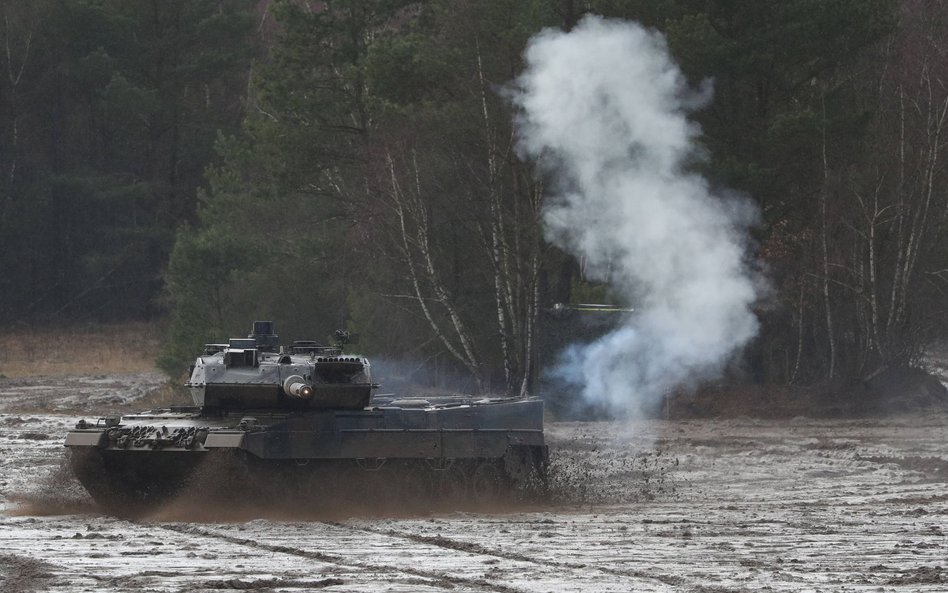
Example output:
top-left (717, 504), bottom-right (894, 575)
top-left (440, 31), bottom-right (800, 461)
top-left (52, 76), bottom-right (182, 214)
top-left (186, 321), bottom-right (373, 410)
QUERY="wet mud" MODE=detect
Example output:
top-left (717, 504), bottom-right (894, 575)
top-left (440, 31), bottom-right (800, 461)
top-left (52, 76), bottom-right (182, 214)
top-left (1, 377), bottom-right (948, 591)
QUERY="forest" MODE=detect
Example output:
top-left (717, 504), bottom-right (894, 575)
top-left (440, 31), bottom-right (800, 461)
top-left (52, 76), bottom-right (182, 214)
top-left (1, 0), bottom-right (946, 401)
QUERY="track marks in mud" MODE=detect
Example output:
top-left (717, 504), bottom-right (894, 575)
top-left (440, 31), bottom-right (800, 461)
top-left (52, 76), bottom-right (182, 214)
top-left (159, 518), bottom-right (695, 592)
top-left (857, 454), bottom-right (948, 481)
top-left (333, 520), bottom-right (687, 587)
top-left (158, 523), bottom-right (532, 593)
top-left (885, 565), bottom-right (948, 585)
top-left (0, 554), bottom-right (56, 593)
top-left (199, 576), bottom-right (344, 590)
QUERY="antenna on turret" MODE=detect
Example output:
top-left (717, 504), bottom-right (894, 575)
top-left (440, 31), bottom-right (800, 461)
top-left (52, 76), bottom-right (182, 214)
top-left (334, 329), bottom-right (360, 351)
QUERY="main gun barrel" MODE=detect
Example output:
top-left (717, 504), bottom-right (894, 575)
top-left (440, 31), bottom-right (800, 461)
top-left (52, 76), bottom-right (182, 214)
top-left (283, 375), bottom-right (313, 399)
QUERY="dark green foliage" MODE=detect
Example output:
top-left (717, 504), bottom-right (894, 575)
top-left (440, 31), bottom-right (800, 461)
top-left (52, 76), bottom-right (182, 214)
top-left (0, 0), bottom-right (256, 322)
top-left (648, 0), bottom-right (902, 383)
top-left (7, 0), bottom-right (946, 393)
top-left (159, 0), bottom-right (386, 373)
top-left (140, 0), bottom-right (939, 388)
top-left (662, 0), bottom-right (895, 204)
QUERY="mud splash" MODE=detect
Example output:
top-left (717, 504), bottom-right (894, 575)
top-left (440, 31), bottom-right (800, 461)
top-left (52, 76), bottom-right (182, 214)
top-left (7, 439), bottom-right (677, 522)
top-left (6, 457), bottom-right (96, 517)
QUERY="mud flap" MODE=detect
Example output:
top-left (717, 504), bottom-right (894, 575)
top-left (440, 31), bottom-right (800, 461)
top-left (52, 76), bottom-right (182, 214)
top-left (64, 431), bottom-right (106, 447)
top-left (204, 432), bottom-right (245, 448)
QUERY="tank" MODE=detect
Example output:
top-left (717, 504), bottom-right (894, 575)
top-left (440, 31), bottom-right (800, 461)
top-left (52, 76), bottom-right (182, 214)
top-left (65, 321), bottom-right (547, 513)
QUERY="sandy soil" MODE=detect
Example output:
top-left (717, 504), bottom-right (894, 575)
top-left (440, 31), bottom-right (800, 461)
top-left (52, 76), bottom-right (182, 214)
top-left (0, 372), bottom-right (168, 413)
top-left (1, 374), bottom-right (947, 592)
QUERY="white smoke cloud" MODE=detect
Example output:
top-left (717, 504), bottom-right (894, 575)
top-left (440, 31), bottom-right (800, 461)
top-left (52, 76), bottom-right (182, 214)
top-left (511, 16), bottom-right (761, 414)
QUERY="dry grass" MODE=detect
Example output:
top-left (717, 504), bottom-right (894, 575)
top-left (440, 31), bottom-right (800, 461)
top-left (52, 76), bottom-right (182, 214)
top-left (126, 381), bottom-right (192, 410)
top-left (0, 321), bottom-right (162, 378)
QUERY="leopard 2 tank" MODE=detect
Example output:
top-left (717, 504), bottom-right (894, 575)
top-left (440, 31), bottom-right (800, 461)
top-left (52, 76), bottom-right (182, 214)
top-left (65, 321), bottom-right (547, 513)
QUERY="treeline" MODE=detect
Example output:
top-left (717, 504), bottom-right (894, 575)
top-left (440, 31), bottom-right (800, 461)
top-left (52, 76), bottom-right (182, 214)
top-left (0, 0), bottom-right (256, 321)
top-left (4, 0), bottom-right (947, 392)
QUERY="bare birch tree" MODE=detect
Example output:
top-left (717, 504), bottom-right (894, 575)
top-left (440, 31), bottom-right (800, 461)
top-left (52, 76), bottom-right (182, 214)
top-left (839, 0), bottom-right (948, 373)
top-left (384, 148), bottom-right (485, 392)
top-left (0, 1), bottom-right (34, 209)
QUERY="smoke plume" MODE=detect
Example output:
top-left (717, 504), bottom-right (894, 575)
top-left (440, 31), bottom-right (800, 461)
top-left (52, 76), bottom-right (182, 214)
top-left (511, 16), bottom-right (761, 415)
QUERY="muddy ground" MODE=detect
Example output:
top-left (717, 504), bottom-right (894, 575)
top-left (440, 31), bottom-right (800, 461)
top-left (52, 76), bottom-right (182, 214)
top-left (1, 374), bottom-right (947, 592)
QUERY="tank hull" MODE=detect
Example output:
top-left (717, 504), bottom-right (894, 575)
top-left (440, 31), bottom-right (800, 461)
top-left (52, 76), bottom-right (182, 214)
top-left (65, 397), bottom-right (547, 512)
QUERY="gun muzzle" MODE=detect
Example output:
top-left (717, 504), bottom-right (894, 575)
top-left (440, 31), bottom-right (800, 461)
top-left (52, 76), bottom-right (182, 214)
top-left (283, 375), bottom-right (313, 399)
